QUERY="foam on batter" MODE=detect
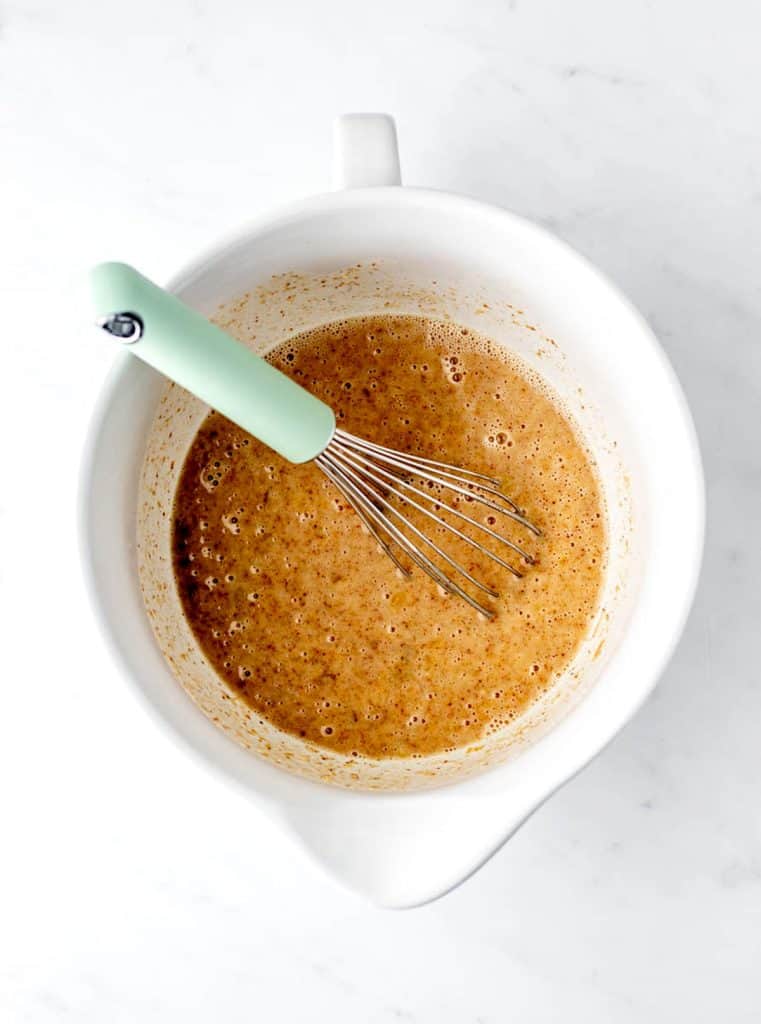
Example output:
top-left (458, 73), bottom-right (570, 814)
top-left (172, 315), bottom-right (606, 759)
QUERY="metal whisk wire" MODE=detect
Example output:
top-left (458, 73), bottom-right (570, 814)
top-left (91, 265), bottom-right (542, 619)
top-left (315, 428), bottom-right (541, 619)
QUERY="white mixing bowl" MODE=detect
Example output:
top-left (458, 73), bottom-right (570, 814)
top-left (80, 115), bottom-right (703, 906)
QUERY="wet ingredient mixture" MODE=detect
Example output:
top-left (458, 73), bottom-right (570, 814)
top-left (172, 316), bottom-right (605, 759)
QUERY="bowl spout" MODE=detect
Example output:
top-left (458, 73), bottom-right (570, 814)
top-left (280, 785), bottom-right (543, 908)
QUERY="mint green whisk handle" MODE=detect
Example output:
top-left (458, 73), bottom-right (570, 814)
top-left (90, 262), bottom-right (336, 464)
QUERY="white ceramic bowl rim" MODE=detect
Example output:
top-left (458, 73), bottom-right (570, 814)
top-left (80, 117), bottom-right (705, 906)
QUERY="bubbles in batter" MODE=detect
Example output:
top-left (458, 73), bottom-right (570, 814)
top-left (172, 315), bottom-right (606, 759)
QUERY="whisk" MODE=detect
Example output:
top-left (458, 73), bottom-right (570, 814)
top-left (92, 263), bottom-right (540, 618)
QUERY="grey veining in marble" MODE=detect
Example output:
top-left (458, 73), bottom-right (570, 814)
top-left (1, 0), bottom-right (759, 1021)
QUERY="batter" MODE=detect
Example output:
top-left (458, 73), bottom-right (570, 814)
top-left (172, 316), bottom-right (605, 759)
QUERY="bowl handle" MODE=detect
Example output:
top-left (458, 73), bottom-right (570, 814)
top-left (333, 113), bottom-right (402, 189)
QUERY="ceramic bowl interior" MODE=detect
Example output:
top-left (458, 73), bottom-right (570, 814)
top-left (136, 192), bottom-right (639, 791)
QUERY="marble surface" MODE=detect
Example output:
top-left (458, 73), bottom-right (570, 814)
top-left (2, 0), bottom-right (760, 1020)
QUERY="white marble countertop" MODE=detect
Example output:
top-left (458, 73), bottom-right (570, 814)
top-left (2, 0), bottom-right (760, 1020)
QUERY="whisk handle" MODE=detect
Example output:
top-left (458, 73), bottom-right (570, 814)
top-left (90, 262), bottom-right (336, 464)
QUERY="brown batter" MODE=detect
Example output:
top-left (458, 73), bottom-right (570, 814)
top-left (172, 316), bottom-right (605, 759)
